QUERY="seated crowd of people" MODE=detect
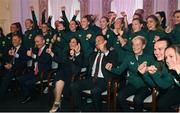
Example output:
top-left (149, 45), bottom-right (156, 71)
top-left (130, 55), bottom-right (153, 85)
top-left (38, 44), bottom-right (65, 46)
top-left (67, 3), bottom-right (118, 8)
top-left (0, 6), bottom-right (180, 112)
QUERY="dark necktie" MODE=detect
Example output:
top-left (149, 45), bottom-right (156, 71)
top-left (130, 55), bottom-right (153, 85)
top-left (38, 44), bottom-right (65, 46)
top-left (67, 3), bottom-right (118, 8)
top-left (12, 47), bottom-right (17, 64)
top-left (34, 48), bottom-right (42, 75)
top-left (93, 52), bottom-right (102, 81)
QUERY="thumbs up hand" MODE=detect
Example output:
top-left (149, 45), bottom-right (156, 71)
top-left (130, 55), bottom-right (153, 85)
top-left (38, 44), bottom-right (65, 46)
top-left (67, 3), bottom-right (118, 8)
top-left (46, 44), bottom-right (54, 57)
top-left (27, 48), bottom-right (33, 57)
top-left (46, 44), bottom-right (52, 54)
top-left (8, 47), bottom-right (15, 56)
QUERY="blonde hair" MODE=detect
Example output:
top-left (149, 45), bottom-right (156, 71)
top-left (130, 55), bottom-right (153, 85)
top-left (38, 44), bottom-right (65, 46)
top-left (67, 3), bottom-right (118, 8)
top-left (132, 35), bottom-right (147, 46)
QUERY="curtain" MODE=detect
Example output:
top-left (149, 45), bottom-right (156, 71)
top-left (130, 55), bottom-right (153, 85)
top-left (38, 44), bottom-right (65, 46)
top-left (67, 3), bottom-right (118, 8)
top-left (111, 0), bottom-right (143, 23)
top-left (48, 0), bottom-right (80, 28)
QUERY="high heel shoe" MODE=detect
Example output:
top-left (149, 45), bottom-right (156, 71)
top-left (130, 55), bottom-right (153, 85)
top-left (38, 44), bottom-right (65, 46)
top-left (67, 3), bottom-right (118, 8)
top-left (49, 101), bottom-right (61, 113)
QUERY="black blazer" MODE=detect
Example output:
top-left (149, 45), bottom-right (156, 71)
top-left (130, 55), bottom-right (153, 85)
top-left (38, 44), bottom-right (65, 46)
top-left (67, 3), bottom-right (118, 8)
top-left (87, 50), bottom-right (118, 81)
top-left (5, 45), bottom-right (28, 71)
top-left (52, 48), bottom-right (84, 71)
top-left (31, 45), bottom-right (52, 74)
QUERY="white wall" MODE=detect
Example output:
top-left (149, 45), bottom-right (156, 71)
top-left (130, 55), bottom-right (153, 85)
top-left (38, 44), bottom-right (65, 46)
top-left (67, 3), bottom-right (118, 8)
top-left (0, 0), bottom-right (11, 34)
top-left (0, 0), bottom-right (39, 34)
top-left (178, 0), bottom-right (180, 9)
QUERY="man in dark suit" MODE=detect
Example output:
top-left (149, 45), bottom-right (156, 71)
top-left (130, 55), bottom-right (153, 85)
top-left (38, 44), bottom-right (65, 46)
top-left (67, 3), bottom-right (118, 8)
top-left (19, 34), bottom-right (52, 104)
top-left (70, 35), bottom-right (118, 111)
top-left (0, 34), bottom-right (28, 100)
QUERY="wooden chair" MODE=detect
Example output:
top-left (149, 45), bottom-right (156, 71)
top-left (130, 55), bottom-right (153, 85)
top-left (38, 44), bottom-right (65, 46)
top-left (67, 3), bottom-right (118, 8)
top-left (71, 68), bottom-right (112, 111)
top-left (38, 61), bottom-right (59, 94)
top-left (112, 79), bottom-right (158, 111)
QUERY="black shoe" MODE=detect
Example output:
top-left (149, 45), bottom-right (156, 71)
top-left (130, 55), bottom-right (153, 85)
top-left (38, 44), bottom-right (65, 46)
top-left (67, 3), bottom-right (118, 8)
top-left (20, 96), bottom-right (31, 104)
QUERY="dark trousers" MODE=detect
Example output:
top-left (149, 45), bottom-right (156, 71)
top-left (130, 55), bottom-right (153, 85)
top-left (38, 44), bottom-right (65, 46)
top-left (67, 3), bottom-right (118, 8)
top-left (157, 84), bottom-right (180, 111)
top-left (117, 84), bottom-right (151, 111)
top-left (70, 77), bottom-right (107, 111)
top-left (0, 70), bottom-right (13, 99)
top-left (18, 72), bottom-right (37, 97)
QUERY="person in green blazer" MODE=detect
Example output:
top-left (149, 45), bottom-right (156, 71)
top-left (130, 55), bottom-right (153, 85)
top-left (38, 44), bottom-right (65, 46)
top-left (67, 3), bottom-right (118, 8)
top-left (65, 20), bottom-right (80, 44)
top-left (23, 19), bottom-right (38, 48)
top-left (122, 18), bottom-right (148, 53)
top-left (165, 10), bottom-right (180, 44)
top-left (77, 16), bottom-right (96, 66)
top-left (40, 23), bottom-right (53, 45)
top-left (112, 17), bottom-right (129, 64)
top-left (6, 23), bottom-right (21, 48)
top-left (155, 44), bottom-right (180, 111)
top-left (145, 15), bottom-right (167, 55)
top-left (60, 6), bottom-right (79, 31)
top-left (138, 38), bottom-right (174, 91)
top-left (105, 36), bottom-right (155, 111)
top-left (99, 16), bottom-right (117, 49)
top-left (50, 21), bottom-right (68, 59)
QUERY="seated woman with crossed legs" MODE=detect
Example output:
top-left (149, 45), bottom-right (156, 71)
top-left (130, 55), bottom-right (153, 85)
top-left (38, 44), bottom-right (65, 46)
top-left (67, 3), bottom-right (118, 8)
top-left (46, 37), bottom-right (84, 113)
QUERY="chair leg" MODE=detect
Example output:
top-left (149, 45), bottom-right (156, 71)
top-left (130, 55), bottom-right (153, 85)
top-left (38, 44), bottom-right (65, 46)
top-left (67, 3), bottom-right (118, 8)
top-left (113, 82), bottom-right (118, 111)
top-left (152, 88), bottom-right (157, 112)
top-left (107, 81), bottom-right (111, 111)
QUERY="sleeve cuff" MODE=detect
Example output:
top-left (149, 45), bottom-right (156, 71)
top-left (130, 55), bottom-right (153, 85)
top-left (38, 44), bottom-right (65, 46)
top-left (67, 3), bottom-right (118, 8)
top-left (15, 53), bottom-right (19, 58)
top-left (75, 52), bottom-right (80, 57)
top-left (32, 54), bottom-right (37, 59)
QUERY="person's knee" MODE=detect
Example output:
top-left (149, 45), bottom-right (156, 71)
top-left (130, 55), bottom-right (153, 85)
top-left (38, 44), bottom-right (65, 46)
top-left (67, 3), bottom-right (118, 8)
top-left (133, 95), bottom-right (143, 105)
top-left (91, 89), bottom-right (101, 97)
top-left (70, 82), bottom-right (79, 92)
top-left (117, 91), bottom-right (126, 102)
top-left (157, 100), bottom-right (166, 110)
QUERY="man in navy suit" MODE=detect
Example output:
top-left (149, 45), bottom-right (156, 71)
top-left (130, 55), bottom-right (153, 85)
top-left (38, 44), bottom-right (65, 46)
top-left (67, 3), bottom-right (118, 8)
top-left (19, 34), bottom-right (52, 104)
top-left (0, 34), bottom-right (28, 100)
top-left (70, 35), bottom-right (118, 111)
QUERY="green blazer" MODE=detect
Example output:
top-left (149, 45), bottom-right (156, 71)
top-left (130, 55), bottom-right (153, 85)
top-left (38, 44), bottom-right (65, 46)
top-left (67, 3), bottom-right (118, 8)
top-left (99, 29), bottom-right (117, 49)
top-left (145, 29), bottom-right (167, 55)
top-left (167, 23), bottom-right (180, 44)
top-left (109, 52), bottom-right (155, 89)
top-left (77, 28), bottom-right (96, 59)
top-left (23, 28), bottom-right (38, 48)
top-left (143, 61), bottom-right (174, 90)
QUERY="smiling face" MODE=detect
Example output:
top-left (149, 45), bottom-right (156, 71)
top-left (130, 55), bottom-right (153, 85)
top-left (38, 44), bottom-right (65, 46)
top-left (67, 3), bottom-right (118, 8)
top-left (132, 37), bottom-right (145, 55)
top-left (174, 12), bottom-right (180, 24)
top-left (34, 35), bottom-right (45, 49)
top-left (10, 24), bottom-right (18, 33)
top-left (25, 19), bottom-right (33, 30)
top-left (69, 21), bottom-right (77, 32)
top-left (100, 17), bottom-right (108, 30)
top-left (114, 18), bottom-right (123, 29)
top-left (165, 48), bottom-right (176, 69)
top-left (154, 41), bottom-right (167, 61)
top-left (132, 19), bottom-right (142, 32)
top-left (41, 24), bottom-right (49, 33)
top-left (69, 38), bottom-right (78, 50)
top-left (95, 35), bottom-right (105, 50)
top-left (81, 17), bottom-right (89, 29)
top-left (147, 17), bottom-right (157, 30)
top-left (12, 35), bottom-right (22, 47)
